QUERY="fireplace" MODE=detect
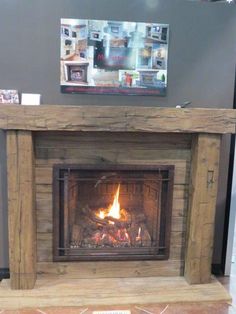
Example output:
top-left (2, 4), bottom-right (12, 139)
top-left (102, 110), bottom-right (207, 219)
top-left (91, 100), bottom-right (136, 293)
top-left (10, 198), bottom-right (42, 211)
top-left (1, 105), bottom-right (235, 291)
top-left (64, 62), bottom-right (89, 83)
top-left (53, 165), bottom-right (174, 261)
top-left (138, 70), bottom-right (159, 87)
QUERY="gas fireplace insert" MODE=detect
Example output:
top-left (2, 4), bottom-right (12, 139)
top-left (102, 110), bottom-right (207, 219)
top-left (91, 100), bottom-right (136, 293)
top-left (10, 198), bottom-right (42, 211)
top-left (53, 165), bottom-right (174, 261)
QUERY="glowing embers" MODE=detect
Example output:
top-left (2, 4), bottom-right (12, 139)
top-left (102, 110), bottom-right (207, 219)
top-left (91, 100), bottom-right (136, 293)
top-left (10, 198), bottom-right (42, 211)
top-left (70, 184), bottom-right (151, 249)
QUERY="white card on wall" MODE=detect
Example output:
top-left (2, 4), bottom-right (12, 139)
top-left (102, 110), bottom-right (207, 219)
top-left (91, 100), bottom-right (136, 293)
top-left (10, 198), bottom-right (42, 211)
top-left (21, 93), bottom-right (41, 105)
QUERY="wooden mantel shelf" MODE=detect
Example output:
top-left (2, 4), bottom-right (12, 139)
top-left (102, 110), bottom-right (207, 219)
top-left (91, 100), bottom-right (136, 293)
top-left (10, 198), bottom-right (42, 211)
top-left (0, 105), bottom-right (235, 133)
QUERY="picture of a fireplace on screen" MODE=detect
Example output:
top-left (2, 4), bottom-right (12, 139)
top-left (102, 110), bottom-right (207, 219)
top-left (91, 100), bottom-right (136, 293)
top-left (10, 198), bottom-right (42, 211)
top-left (60, 18), bottom-right (169, 96)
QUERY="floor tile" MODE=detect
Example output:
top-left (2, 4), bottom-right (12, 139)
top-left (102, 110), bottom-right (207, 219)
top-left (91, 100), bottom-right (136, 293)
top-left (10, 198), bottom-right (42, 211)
top-left (3, 303), bottom-right (236, 314)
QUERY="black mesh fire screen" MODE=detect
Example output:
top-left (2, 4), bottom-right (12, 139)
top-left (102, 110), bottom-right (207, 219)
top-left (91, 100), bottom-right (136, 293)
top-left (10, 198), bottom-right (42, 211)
top-left (53, 165), bottom-right (174, 261)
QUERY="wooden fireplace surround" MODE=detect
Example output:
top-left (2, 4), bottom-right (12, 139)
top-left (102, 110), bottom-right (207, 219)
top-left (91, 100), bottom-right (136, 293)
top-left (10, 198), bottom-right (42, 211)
top-left (0, 105), bottom-right (236, 290)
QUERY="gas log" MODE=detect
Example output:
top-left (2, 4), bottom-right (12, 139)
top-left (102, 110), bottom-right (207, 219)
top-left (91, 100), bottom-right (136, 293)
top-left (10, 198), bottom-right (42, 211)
top-left (70, 204), bottom-right (152, 249)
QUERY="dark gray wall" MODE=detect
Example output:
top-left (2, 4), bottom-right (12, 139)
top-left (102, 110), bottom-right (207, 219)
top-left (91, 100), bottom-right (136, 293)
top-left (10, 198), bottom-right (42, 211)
top-left (0, 0), bottom-right (236, 267)
top-left (0, 0), bottom-right (235, 107)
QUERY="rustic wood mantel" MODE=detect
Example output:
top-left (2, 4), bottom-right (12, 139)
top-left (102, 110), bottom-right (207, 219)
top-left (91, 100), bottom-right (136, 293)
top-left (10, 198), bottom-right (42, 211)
top-left (1, 105), bottom-right (236, 290)
top-left (0, 105), bottom-right (235, 133)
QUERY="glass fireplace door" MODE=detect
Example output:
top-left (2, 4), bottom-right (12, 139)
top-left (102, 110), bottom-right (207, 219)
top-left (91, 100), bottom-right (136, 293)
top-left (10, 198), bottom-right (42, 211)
top-left (53, 165), bottom-right (174, 261)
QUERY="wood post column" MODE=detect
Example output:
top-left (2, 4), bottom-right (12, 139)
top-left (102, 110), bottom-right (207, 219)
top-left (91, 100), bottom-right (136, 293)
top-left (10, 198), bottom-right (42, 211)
top-left (185, 133), bottom-right (221, 284)
top-left (7, 130), bottom-right (36, 289)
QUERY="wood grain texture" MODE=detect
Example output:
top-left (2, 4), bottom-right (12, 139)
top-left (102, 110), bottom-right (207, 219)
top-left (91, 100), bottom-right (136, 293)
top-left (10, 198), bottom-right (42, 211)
top-left (7, 131), bottom-right (36, 289)
top-left (35, 132), bottom-right (191, 268)
top-left (185, 134), bottom-right (221, 284)
top-left (37, 260), bottom-right (184, 278)
top-left (0, 276), bottom-right (230, 309)
top-left (35, 132), bottom-right (190, 274)
top-left (0, 105), bottom-right (235, 133)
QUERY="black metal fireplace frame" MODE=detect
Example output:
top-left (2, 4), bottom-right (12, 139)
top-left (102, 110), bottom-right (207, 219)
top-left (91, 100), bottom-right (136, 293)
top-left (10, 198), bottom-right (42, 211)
top-left (53, 164), bottom-right (174, 262)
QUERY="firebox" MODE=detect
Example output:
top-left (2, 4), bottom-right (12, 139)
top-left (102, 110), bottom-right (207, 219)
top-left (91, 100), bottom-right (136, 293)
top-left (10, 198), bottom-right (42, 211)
top-left (53, 165), bottom-right (174, 261)
top-left (64, 62), bottom-right (89, 83)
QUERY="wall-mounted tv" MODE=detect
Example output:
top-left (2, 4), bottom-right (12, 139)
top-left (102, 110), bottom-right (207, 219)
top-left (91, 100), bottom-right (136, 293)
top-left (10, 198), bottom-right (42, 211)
top-left (60, 18), bottom-right (169, 96)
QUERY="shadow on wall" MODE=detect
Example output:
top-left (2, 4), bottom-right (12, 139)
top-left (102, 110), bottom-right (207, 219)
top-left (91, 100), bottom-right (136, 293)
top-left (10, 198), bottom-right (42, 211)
top-left (0, 130), bottom-right (8, 270)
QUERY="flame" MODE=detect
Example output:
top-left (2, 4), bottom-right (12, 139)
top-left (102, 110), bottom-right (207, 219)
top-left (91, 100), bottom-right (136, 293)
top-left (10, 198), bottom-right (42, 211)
top-left (138, 227), bottom-right (141, 238)
top-left (136, 227), bottom-right (142, 242)
top-left (125, 231), bottom-right (130, 241)
top-left (96, 184), bottom-right (121, 221)
top-left (99, 210), bottom-right (105, 219)
top-left (108, 184), bottom-right (121, 219)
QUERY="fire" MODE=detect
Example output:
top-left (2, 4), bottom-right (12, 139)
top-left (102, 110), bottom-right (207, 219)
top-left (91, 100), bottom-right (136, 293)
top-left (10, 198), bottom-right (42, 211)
top-left (99, 210), bottom-right (105, 219)
top-left (92, 184), bottom-right (145, 247)
top-left (108, 184), bottom-right (121, 219)
top-left (136, 227), bottom-right (142, 242)
top-left (98, 184), bottom-right (121, 220)
top-left (138, 227), bottom-right (141, 238)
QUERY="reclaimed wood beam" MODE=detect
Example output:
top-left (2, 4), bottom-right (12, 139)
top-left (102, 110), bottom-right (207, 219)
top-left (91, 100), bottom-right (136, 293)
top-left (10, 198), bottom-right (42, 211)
top-left (0, 105), bottom-right (235, 134)
top-left (185, 133), bottom-right (221, 284)
top-left (7, 131), bottom-right (36, 289)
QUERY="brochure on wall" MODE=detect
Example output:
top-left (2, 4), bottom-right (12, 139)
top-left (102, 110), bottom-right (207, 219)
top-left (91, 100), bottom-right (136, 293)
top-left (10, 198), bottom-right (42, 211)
top-left (21, 93), bottom-right (41, 105)
top-left (0, 90), bottom-right (19, 104)
top-left (60, 18), bottom-right (169, 96)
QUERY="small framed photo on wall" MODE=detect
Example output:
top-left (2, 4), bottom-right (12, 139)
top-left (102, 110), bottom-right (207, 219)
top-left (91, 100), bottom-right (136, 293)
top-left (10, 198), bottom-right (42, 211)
top-left (0, 90), bottom-right (19, 104)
